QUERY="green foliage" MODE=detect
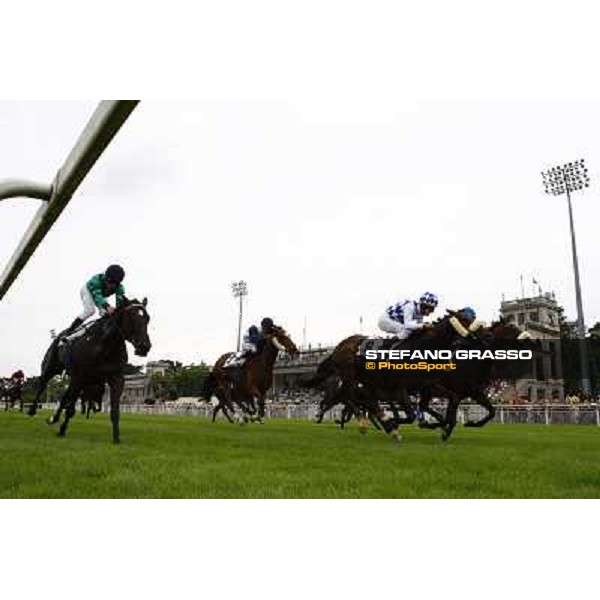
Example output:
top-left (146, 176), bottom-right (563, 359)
top-left (151, 363), bottom-right (210, 400)
top-left (123, 363), bottom-right (143, 375)
top-left (555, 306), bottom-right (600, 395)
top-left (21, 375), bottom-right (68, 403)
top-left (1, 413), bottom-right (600, 498)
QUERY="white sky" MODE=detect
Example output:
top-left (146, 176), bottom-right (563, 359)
top-left (1, 1), bottom-right (600, 375)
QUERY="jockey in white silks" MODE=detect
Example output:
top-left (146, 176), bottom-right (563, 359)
top-left (378, 292), bottom-right (439, 339)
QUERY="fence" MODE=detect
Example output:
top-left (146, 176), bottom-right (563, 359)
top-left (56, 402), bottom-right (600, 426)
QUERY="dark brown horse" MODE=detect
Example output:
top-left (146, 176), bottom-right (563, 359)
top-left (203, 326), bottom-right (299, 423)
top-left (29, 298), bottom-right (151, 444)
top-left (303, 310), bottom-right (481, 439)
top-left (1, 379), bottom-right (24, 412)
top-left (419, 318), bottom-right (533, 440)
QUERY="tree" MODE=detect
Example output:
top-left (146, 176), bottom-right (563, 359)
top-left (150, 362), bottom-right (211, 400)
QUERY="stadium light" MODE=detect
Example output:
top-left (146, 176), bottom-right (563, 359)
top-left (541, 159), bottom-right (591, 395)
top-left (231, 280), bottom-right (248, 351)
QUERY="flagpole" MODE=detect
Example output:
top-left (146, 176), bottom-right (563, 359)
top-left (520, 275), bottom-right (524, 298)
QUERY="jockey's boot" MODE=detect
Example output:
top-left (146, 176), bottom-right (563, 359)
top-left (65, 318), bottom-right (84, 336)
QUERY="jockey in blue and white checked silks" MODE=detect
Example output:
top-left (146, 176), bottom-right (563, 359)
top-left (378, 292), bottom-right (439, 340)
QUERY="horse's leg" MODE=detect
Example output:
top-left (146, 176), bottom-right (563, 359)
top-left (339, 405), bottom-right (346, 427)
top-left (222, 404), bottom-right (235, 424)
top-left (211, 403), bottom-right (220, 422)
top-left (29, 378), bottom-right (50, 417)
top-left (256, 395), bottom-right (265, 424)
top-left (315, 402), bottom-right (325, 423)
top-left (418, 387), bottom-right (445, 429)
top-left (441, 395), bottom-right (460, 442)
top-left (373, 389), bottom-right (402, 441)
top-left (57, 384), bottom-right (81, 437)
top-left (58, 399), bottom-right (77, 437)
top-left (389, 388), bottom-right (415, 425)
top-left (465, 391), bottom-right (496, 427)
top-left (48, 388), bottom-right (70, 425)
top-left (108, 375), bottom-right (124, 444)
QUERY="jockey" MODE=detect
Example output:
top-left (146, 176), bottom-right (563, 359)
top-left (378, 292), bottom-right (439, 340)
top-left (241, 325), bottom-right (262, 357)
top-left (65, 265), bottom-right (126, 334)
top-left (10, 370), bottom-right (25, 387)
top-left (459, 307), bottom-right (477, 325)
top-left (228, 317), bottom-right (276, 366)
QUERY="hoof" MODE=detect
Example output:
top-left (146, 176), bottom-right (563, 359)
top-left (47, 416), bottom-right (57, 425)
top-left (27, 408), bottom-right (37, 417)
top-left (359, 427), bottom-right (367, 435)
top-left (57, 431), bottom-right (66, 438)
top-left (113, 438), bottom-right (121, 445)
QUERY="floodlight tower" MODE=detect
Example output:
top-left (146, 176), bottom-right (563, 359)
top-left (541, 159), bottom-right (591, 394)
top-left (231, 280), bottom-right (248, 351)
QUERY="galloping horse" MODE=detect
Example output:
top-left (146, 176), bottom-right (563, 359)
top-left (303, 310), bottom-right (481, 438)
top-left (28, 298), bottom-right (152, 443)
top-left (417, 317), bottom-right (533, 440)
top-left (203, 326), bottom-right (299, 423)
top-left (1, 379), bottom-right (24, 412)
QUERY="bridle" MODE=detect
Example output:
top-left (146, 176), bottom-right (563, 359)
top-left (105, 302), bottom-right (149, 349)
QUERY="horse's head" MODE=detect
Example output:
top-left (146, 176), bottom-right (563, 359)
top-left (266, 326), bottom-right (299, 357)
top-left (423, 310), bottom-right (474, 340)
top-left (117, 297), bottom-right (152, 357)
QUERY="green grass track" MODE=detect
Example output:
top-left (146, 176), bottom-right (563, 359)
top-left (1, 411), bottom-right (599, 498)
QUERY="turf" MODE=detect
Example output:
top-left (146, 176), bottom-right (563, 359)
top-left (1, 411), bottom-right (599, 498)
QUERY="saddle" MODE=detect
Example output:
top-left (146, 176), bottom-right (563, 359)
top-left (59, 318), bottom-right (102, 346)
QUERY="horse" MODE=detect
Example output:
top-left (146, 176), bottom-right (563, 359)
top-left (303, 311), bottom-right (477, 438)
top-left (1, 379), bottom-right (24, 412)
top-left (201, 352), bottom-right (240, 423)
top-left (202, 326), bottom-right (299, 423)
top-left (418, 317), bottom-right (533, 441)
top-left (28, 297), bottom-right (151, 444)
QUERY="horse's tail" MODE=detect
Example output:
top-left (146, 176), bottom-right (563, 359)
top-left (301, 356), bottom-right (338, 389)
top-left (36, 337), bottom-right (64, 395)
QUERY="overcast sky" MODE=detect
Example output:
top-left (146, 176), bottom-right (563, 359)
top-left (1, 3), bottom-right (600, 375)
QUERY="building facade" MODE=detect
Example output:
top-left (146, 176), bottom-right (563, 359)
top-left (103, 360), bottom-right (173, 405)
top-left (272, 346), bottom-right (332, 397)
top-left (499, 292), bottom-right (564, 402)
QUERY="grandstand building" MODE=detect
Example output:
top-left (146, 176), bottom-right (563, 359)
top-left (272, 345), bottom-right (332, 399)
top-left (104, 360), bottom-right (172, 404)
top-left (499, 292), bottom-right (564, 402)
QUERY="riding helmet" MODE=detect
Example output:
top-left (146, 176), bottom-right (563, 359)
top-left (419, 292), bottom-right (438, 308)
top-left (460, 307), bottom-right (477, 321)
top-left (261, 317), bottom-right (274, 329)
top-left (105, 264), bottom-right (125, 284)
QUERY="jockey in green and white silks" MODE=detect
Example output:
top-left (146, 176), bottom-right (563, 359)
top-left (378, 292), bottom-right (439, 340)
top-left (67, 265), bottom-right (126, 334)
